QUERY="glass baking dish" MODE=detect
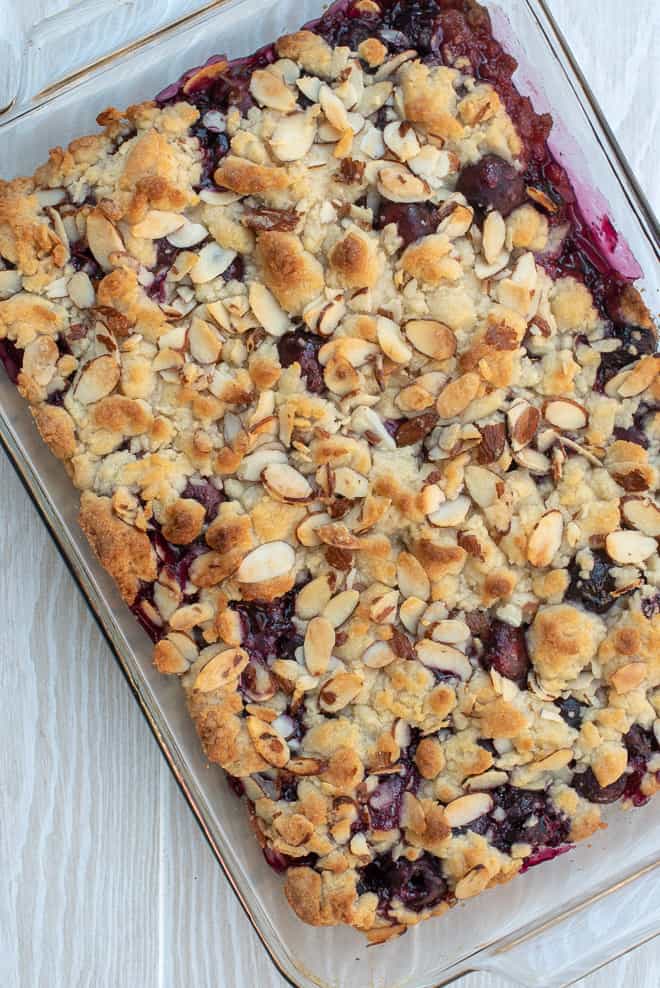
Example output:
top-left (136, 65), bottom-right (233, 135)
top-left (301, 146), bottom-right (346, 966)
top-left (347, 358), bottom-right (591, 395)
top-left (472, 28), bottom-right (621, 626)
top-left (0, 2), bottom-right (658, 986)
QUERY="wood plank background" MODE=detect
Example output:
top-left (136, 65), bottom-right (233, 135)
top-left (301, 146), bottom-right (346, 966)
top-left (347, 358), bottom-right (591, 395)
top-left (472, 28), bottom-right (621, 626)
top-left (1, 2), bottom-right (658, 986)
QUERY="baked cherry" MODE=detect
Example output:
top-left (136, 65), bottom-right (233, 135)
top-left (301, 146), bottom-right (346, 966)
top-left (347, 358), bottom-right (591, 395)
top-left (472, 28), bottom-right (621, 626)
top-left (375, 201), bottom-right (439, 247)
top-left (456, 154), bottom-right (526, 216)
top-left (181, 480), bottom-right (225, 523)
top-left (571, 767), bottom-right (628, 804)
top-left (480, 620), bottom-right (530, 687)
top-left (277, 330), bottom-right (325, 394)
top-left (554, 696), bottom-right (585, 730)
top-left (566, 549), bottom-right (617, 614)
top-left (358, 851), bottom-right (448, 913)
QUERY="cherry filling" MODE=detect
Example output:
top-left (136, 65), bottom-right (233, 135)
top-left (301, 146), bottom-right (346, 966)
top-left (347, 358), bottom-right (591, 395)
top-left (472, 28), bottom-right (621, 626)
top-left (565, 549), bottom-right (619, 615)
top-left (554, 696), bottom-right (585, 730)
top-left (478, 619), bottom-right (530, 687)
top-left (130, 530), bottom-right (208, 641)
top-left (277, 330), bottom-right (325, 394)
top-left (375, 201), bottom-right (441, 247)
top-left (0, 338), bottom-right (23, 384)
top-left (180, 480), bottom-right (225, 523)
top-left (641, 593), bottom-right (660, 619)
top-left (70, 240), bottom-right (104, 280)
top-left (456, 154), bottom-right (526, 217)
top-left (622, 724), bottom-right (659, 807)
top-left (466, 784), bottom-right (570, 854)
top-left (357, 851), bottom-right (448, 913)
top-left (231, 588), bottom-right (302, 666)
top-left (148, 240), bottom-right (181, 301)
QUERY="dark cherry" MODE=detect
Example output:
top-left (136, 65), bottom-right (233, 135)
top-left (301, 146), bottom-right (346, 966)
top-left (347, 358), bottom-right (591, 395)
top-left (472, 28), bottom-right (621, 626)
top-left (375, 201), bottom-right (439, 247)
top-left (230, 588), bottom-right (301, 665)
top-left (226, 773), bottom-right (245, 798)
top-left (358, 851), bottom-right (448, 914)
top-left (0, 338), bottom-right (24, 384)
top-left (641, 593), bottom-right (660, 619)
top-left (456, 154), bottom-right (526, 217)
top-left (466, 784), bottom-right (570, 853)
top-left (148, 239), bottom-right (181, 301)
top-left (277, 330), bottom-right (325, 394)
top-left (571, 767), bottom-right (628, 804)
top-left (593, 325), bottom-right (656, 393)
top-left (480, 620), bottom-right (530, 687)
top-left (263, 847), bottom-right (318, 873)
top-left (613, 425), bottom-right (649, 449)
top-left (181, 480), bottom-right (225, 523)
top-left (624, 724), bottom-right (657, 764)
top-left (554, 696), bottom-right (585, 730)
top-left (565, 549), bottom-right (617, 614)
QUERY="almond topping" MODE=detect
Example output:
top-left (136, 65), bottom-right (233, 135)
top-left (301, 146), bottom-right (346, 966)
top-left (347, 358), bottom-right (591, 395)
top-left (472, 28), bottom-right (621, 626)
top-left (323, 589), bottom-right (360, 628)
top-left (319, 672), bottom-right (363, 712)
top-left (86, 209), bottom-right (124, 271)
top-left (167, 220), bottom-right (208, 248)
top-left (74, 355), bottom-right (120, 404)
top-left (397, 552), bottom-right (431, 601)
top-left (454, 865), bottom-right (491, 900)
top-left (304, 616), bottom-right (335, 675)
top-left (190, 242), bottom-right (237, 284)
top-left (262, 463), bottom-right (313, 502)
top-left (370, 589), bottom-right (399, 624)
top-left (362, 641), bottom-right (397, 668)
top-left (542, 398), bottom-right (589, 431)
top-left (605, 530), bottom-right (657, 566)
top-left (427, 496), bottom-right (470, 528)
top-left (236, 541), bottom-right (295, 583)
top-left (445, 793), bottom-right (493, 827)
top-left (436, 372), bottom-right (480, 419)
top-left (250, 68), bottom-right (297, 112)
top-left (377, 317), bottom-right (413, 364)
top-left (249, 281), bottom-right (292, 337)
top-left (131, 210), bottom-right (185, 240)
top-left (527, 510), bottom-right (564, 568)
top-left (507, 400), bottom-right (540, 451)
top-left (246, 715), bottom-right (290, 767)
top-left (482, 211), bottom-right (506, 264)
top-left (194, 647), bottom-right (249, 692)
top-left (621, 497), bottom-right (660, 537)
top-left (610, 662), bottom-right (648, 694)
top-left (296, 511), bottom-right (332, 547)
top-left (464, 466), bottom-right (502, 508)
top-left (270, 110), bottom-right (318, 162)
top-left (383, 120), bottom-right (420, 162)
top-left (189, 318), bottom-right (223, 364)
top-left (288, 756), bottom-right (324, 776)
top-left (615, 355), bottom-right (658, 398)
top-left (316, 523), bottom-right (361, 550)
top-left (68, 271), bottom-right (95, 309)
top-left (377, 163), bottom-right (431, 203)
top-left (415, 640), bottom-right (471, 680)
top-left (296, 576), bottom-right (334, 619)
top-left (405, 319), bottom-right (456, 361)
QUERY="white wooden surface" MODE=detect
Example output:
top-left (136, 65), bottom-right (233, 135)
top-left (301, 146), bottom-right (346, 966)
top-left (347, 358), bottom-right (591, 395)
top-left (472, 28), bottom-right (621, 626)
top-left (0, 3), bottom-right (658, 987)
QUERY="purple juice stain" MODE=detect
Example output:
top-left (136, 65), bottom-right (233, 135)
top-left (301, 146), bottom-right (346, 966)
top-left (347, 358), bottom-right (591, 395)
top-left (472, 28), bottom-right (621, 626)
top-left (465, 784), bottom-right (570, 854)
top-left (277, 330), bottom-right (325, 394)
top-left (520, 843), bottom-right (573, 873)
top-left (357, 851), bottom-right (448, 914)
top-left (181, 480), bottom-right (225, 523)
top-left (148, 239), bottom-right (181, 302)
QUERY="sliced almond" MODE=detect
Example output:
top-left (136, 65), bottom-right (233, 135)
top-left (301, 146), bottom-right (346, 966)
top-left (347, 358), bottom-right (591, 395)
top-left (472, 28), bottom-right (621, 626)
top-left (74, 355), bottom-right (119, 404)
top-left (605, 530), bottom-right (657, 566)
top-left (432, 619), bottom-right (470, 645)
top-left (333, 467), bottom-right (369, 499)
top-left (436, 372), bottom-right (480, 419)
top-left (319, 84), bottom-right (351, 132)
top-left (131, 210), bottom-right (185, 240)
top-left (438, 203), bottom-right (474, 239)
top-left (189, 318), bottom-right (223, 364)
top-left (527, 510), bottom-right (563, 568)
top-left (621, 497), bottom-right (660, 537)
top-left (316, 523), bottom-right (361, 550)
top-left (190, 242), bottom-right (237, 284)
top-left (370, 589), bottom-right (399, 624)
top-left (86, 210), bottom-right (124, 271)
top-left (482, 211), bottom-right (506, 264)
top-left (610, 661), bottom-right (648, 694)
top-left (427, 495), bottom-right (470, 528)
top-left (68, 271), bottom-right (95, 309)
top-left (323, 589), bottom-right (360, 628)
top-left (362, 641), bottom-right (397, 668)
top-left (454, 865), bottom-right (491, 901)
top-left (194, 647), bottom-right (249, 692)
top-left (513, 447), bottom-right (551, 475)
top-left (542, 398), bottom-right (588, 431)
top-left (383, 120), bottom-right (420, 162)
top-left (400, 596), bottom-right (425, 634)
top-left (0, 269), bottom-right (22, 299)
top-left (236, 541), bottom-right (295, 583)
top-left (415, 640), bottom-right (472, 680)
top-left (250, 68), bottom-right (297, 112)
top-left (270, 110), bottom-right (318, 162)
top-left (445, 792), bottom-right (493, 827)
top-left (615, 355), bottom-right (658, 398)
top-left (507, 400), bottom-right (540, 451)
top-left (377, 317), bottom-right (413, 364)
top-left (296, 511), bottom-right (332, 547)
top-left (318, 337), bottom-right (379, 367)
top-left (464, 769), bottom-right (509, 792)
top-left (262, 463), bottom-right (313, 502)
top-left (397, 552), bottom-right (431, 601)
top-left (246, 715), bottom-right (290, 767)
top-left (167, 219), bottom-right (208, 248)
top-left (319, 672), bottom-right (363, 712)
top-left (377, 163), bottom-right (430, 203)
top-left (464, 465), bottom-right (502, 508)
top-left (296, 576), bottom-right (334, 620)
top-left (304, 616), bottom-right (335, 676)
top-left (405, 319), bottom-right (456, 361)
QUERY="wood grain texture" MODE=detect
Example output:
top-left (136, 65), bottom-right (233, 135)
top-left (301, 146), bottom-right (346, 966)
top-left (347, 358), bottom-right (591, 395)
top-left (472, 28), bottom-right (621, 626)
top-left (0, 2), bottom-right (657, 987)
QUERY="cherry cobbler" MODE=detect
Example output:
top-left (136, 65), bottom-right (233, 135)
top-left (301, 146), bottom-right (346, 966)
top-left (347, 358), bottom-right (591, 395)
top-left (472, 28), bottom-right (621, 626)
top-left (0, 0), bottom-right (658, 940)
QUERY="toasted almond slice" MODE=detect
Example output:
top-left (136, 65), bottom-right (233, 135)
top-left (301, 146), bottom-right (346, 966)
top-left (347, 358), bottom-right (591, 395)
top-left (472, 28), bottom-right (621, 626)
top-left (527, 510), bottom-right (563, 567)
top-left (513, 447), bottom-right (551, 475)
top-left (482, 210), bottom-right (506, 264)
top-left (194, 647), bottom-right (249, 692)
top-left (296, 576), bottom-right (334, 619)
top-left (383, 120), bottom-right (420, 162)
top-left (74, 355), bottom-right (119, 404)
top-left (0, 269), bottom-right (22, 299)
top-left (415, 640), bottom-right (472, 680)
top-left (464, 769), bottom-right (509, 792)
top-left (318, 84), bottom-right (351, 133)
top-left (606, 530), bottom-right (657, 565)
top-left (323, 589), bottom-right (360, 628)
top-left (377, 163), bottom-right (431, 203)
top-left (427, 495), bottom-right (470, 528)
top-left (431, 619), bottom-right (470, 645)
top-left (362, 641), bottom-right (397, 668)
top-left (351, 406), bottom-right (397, 450)
top-left (317, 522), bottom-right (361, 549)
top-left (190, 243), bottom-right (237, 284)
top-left (237, 449), bottom-right (287, 481)
top-left (436, 372), bottom-right (480, 419)
top-left (270, 110), bottom-right (318, 162)
top-left (616, 355), bottom-right (659, 398)
top-left (297, 75), bottom-right (322, 102)
top-left (319, 672), bottom-right (363, 712)
top-left (167, 220), bottom-right (208, 248)
top-left (246, 715), bottom-right (290, 767)
top-left (445, 792), bottom-right (493, 827)
top-left (288, 756), bottom-right (324, 776)
top-left (68, 271), bottom-right (95, 309)
top-left (262, 463), bottom-right (313, 502)
top-left (236, 541), bottom-right (295, 583)
top-left (464, 466), bottom-right (502, 509)
top-left (318, 337), bottom-right (379, 367)
top-left (304, 616), bottom-right (335, 676)
top-left (250, 68), bottom-right (297, 112)
top-left (610, 661), bottom-right (648, 694)
top-left (169, 601), bottom-right (214, 631)
top-left (189, 318), bottom-right (223, 364)
top-left (377, 316), bottom-right (413, 364)
top-left (437, 203), bottom-right (474, 239)
top-left (542, 398), bottom-right (588, 431)
top-left (370, 589), bottom-right (399, 624)
top-left (131, 210), bottom-right (185, 240)
top-left (182, 60), bottom-right (228, 95)
top-left (333, 466), bottom-right (369, 499)
top-left (248, 281), bottom-right (291, 336)
top-left (296, 511), bottom-right (332, 547)
top-left (454, 865), bottom-right (491, 900)
top-left (86, 210), bottom-right (124, 271)
top-left (405, 319), bottom-right (456, 361)
top-left (621, 497), bottom-right (660, 537)
top-left (507, 400), bottom-right (540, 451)
top-left (397, 552), bottom-right (431, 601)
top-left (317, 298), bottom-right (347, 337)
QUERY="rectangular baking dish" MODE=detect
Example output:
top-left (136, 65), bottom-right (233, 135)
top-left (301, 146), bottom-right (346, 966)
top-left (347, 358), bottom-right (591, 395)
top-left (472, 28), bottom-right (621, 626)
top-left (0, 2), bottom-right (658, 986)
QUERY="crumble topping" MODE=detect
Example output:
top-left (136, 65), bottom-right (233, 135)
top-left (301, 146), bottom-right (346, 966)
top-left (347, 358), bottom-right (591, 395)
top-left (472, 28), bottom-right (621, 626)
top-left (0, 0), bottom-right (658, 941)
